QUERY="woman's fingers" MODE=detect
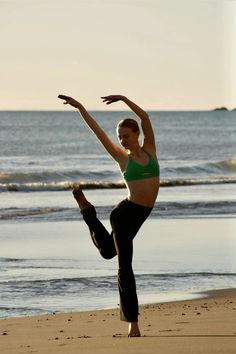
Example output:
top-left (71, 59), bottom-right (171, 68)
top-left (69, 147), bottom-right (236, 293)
top-left (58, 94), bottom-right (121, 106)
top-left (58, 94), bottom-right (70, 101)
top-left (58, 95), bottom-right (72, 105)
top-left (58, 95), bottom-right (79, 108)
top-left (101, 96), bottom-right (120, 104)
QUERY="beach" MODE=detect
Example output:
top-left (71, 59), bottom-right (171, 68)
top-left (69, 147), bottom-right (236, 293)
top-left (1, 288), bottom-right (236, 354)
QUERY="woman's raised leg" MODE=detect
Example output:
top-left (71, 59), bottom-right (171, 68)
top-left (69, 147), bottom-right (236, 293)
top-left (73, 188), bottom-right (117, 260)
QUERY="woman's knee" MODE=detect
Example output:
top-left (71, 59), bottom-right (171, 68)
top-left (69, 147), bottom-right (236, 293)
top-left (100, 249), bottom-right (116, 260)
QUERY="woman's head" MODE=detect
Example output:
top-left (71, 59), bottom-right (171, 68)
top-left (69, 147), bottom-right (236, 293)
top-left (117, 118), bottom-right (140, 133)
top-left (116, 118), bottom-right (140, 149)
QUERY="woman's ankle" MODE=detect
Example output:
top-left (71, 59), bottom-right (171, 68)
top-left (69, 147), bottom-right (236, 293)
top-left (72, 187), bottom-right (92, 210)
top-left (128, 322), bottom-right (141, 337)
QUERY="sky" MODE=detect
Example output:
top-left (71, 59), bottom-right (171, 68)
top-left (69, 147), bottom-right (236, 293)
top-left (1, 0), bottom-right (236, 111)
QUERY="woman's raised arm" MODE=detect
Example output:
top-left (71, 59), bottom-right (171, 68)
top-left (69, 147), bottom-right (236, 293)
top-left (101, 95), bottom-right (156, 151)
top-left (58, 95), bottom-right (124, 161)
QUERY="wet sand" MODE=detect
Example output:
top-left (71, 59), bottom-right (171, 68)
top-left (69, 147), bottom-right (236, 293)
top-left (1, 288), bottom-right (236, 354)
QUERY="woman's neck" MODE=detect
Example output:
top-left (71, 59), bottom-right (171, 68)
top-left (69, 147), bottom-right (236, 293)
top-left (129, 145), bottom-right (143, 157)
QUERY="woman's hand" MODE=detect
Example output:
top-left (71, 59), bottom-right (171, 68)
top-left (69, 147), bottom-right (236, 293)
top-left (101, 95), bottom-right (125, 105)
top-left (58, 95), bottom-right (81, 109)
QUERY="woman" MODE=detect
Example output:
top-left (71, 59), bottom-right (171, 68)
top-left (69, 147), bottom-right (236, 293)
top-left (58, 94), bottom-right (160, 337)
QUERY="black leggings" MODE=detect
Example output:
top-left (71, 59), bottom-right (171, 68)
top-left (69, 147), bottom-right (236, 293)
top-left (81, 198), bottom-right (152, 322)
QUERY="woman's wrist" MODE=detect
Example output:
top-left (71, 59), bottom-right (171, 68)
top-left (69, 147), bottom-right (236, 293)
top-left (74, 101), bottom-right (83, 110)
top-left (121, 96), bottom-right (128, 103)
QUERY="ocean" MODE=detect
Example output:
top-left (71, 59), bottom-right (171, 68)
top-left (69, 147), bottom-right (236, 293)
top-left (0, 110), bottom-right (236, 319)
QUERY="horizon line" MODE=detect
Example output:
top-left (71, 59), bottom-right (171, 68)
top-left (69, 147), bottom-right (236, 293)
top-left (0, 107), bottom-right (234, 113)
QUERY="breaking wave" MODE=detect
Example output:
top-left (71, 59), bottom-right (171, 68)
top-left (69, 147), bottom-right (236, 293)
top-left (0, 157), bottom-right (236, 192)
top-left (0, 177), bottom-right (236, 192)
top-left (1, 200), bottom-right (235, 222)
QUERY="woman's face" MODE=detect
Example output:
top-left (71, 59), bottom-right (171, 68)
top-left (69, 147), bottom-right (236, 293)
top-left (117, 127), bottom-right (139, 150)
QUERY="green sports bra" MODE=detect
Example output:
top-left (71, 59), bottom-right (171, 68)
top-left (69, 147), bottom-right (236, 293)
top-left (123, 151), bottom-right (160, 182)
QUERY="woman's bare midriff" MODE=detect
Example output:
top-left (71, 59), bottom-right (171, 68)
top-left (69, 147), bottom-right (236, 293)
top-left (125, 177), bottom-right (160, 208)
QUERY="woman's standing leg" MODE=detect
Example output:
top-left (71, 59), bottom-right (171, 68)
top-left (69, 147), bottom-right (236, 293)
top-left (110, 199), bottom-right (152, 336)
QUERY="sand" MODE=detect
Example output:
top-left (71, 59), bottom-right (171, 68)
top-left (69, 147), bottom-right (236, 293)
top-left (1, 288), bottom-right (236, 354)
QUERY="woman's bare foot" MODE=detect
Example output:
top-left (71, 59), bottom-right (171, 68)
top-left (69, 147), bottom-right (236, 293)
top-left (128, 322), bottom-right (141, 337)
top-left (73, 187), bottom-right (92, 211)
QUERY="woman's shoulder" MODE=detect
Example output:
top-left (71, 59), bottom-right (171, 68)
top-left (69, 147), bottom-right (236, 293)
top-left (116, 150), bottom-right (129, 172)
top-left (142, 145), bottom-right (158, 161)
